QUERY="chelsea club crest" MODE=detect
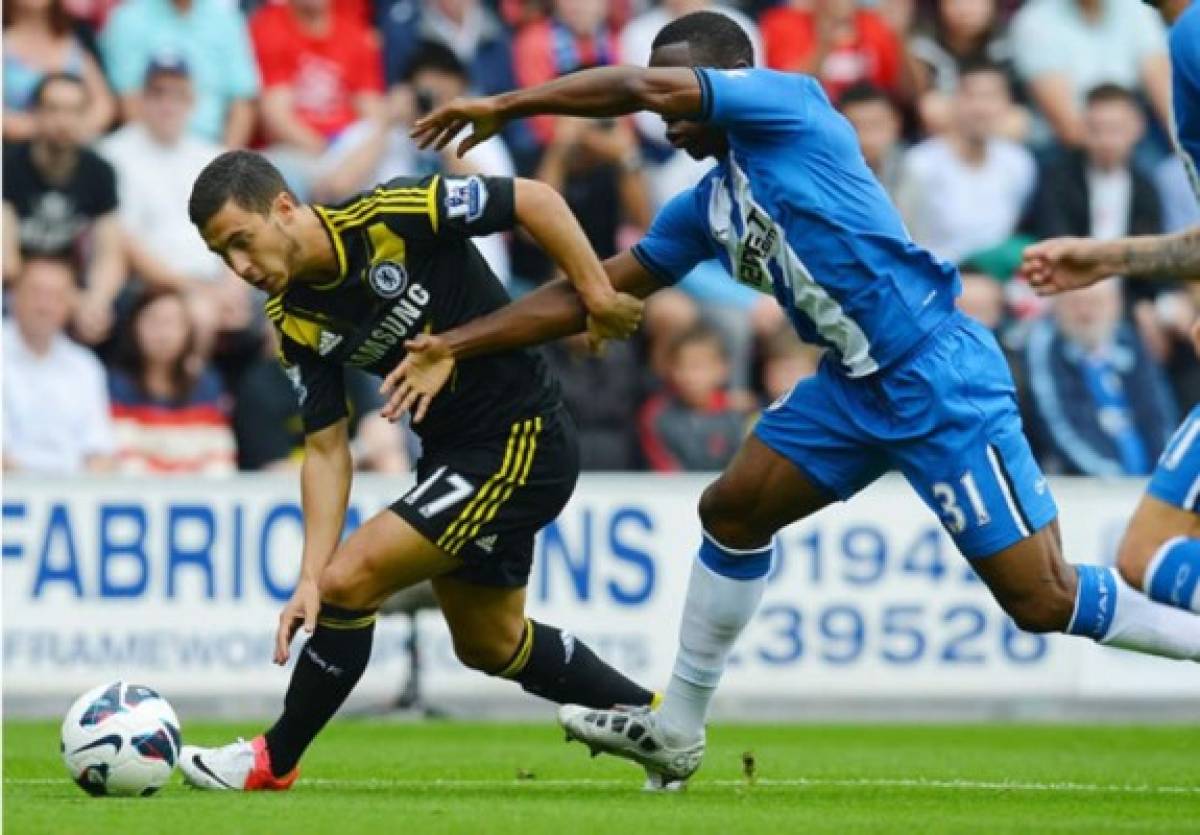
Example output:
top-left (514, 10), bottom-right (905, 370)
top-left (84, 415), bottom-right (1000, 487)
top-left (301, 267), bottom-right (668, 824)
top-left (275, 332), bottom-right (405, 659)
top-left (368, 260), bottom-right (408, 299)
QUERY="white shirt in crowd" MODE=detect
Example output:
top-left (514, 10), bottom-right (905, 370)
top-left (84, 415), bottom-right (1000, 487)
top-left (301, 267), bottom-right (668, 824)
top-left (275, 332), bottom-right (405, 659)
top-left (96, 123), bottom-right (225, 283)
top-left (2, 323), bottom-right (115, 474)
top-left (1086, 166), bottom-right (1132, 241)
top-left (318, 123), bottom-right (515, 285)
top-left (897, 136), bottom-right (1037, 265)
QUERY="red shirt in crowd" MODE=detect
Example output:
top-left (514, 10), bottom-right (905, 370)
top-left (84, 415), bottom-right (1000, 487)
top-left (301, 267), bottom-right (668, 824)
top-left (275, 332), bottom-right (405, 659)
top-left (250, 3), bottom-right (383, 141)
top-left (760, 7), bottom-right (903, 102)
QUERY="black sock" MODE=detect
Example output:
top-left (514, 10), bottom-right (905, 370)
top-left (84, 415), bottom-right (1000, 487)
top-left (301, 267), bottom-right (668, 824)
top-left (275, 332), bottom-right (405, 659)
top-left (263, 604), bottom-right (376, 777)
top-left (498, 619), bottom-right (654, 708)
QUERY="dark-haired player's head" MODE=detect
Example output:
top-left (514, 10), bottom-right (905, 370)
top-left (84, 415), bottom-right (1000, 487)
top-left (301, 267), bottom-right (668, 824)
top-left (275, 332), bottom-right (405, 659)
top-left (189, 150), bottom-right (302, 295)
top-left (31, 72), bottom-right (88, 151)
top-left (838, 84), bottom-right (901, 174)
top-left (1082, 83), bottom-right (1144, 172)
top-left (649, 11), bottom-right (754, 160)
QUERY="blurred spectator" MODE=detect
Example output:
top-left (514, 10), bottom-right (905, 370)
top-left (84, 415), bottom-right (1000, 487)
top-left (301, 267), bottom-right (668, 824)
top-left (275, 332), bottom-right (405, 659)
top-left (544, 333), bottom-right (646, 470)
top-left (897, 62), bottom-right (1035, 265)
top-left (3, 73), bottom-right (125, 346)
top-left (250, 0), bottom-right (385, 197)
top-left (533, 115), bottom-right (651, 271)
top-left (838, 83), bottom-right (905, 199)
top-left (761, 325), bottom-right (822, 404)
top-left (97, 55), bottom-right (226, 293)
top-left (2, 257), bottom-right (115, 473)
top-left (107, 290), bottom-right (237, 475)
top-left (760, 0), bottom-right (907, 102)
top-left (1010, 0), bottom-right (1170, 147)
top-left (1028, 85), bottom-right (1162, 261)
top-left (100, 0), bottom-right (259, 147)
top-left (907, 0), bottom-right (1027, 139)
top-left (3, 0), bottom-right (115, 142)
top-left (514, 0), bottom-right (618, 147)
top-left (638, 324), bottom-right (748, 472)
top-left (233, 331), bottom-right (408, 472)
top-left (313, 40), bottom-right (514, 284)
top-left (380, 0), bottom-right (515, 96)
top-left (1021, 280), bottom-right (1177, 476)
top-left (956, 270), bottom-right (1007, 332)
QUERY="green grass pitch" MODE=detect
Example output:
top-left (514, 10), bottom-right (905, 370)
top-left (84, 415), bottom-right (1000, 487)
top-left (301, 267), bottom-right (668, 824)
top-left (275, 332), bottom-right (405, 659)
top-left (5, 720), bottom-right (1198, 834)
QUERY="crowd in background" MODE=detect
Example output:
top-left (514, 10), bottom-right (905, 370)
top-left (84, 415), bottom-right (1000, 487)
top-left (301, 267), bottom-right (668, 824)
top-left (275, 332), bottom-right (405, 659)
top-left (3, 0), bottom-right (1198, 481)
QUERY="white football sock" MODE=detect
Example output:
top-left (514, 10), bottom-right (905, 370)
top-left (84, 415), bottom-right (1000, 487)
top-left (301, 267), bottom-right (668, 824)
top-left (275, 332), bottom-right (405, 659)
top-left (1100, 570), bottom-right (1200, 660)
top-left (657, 541), bottom-right (769, 746)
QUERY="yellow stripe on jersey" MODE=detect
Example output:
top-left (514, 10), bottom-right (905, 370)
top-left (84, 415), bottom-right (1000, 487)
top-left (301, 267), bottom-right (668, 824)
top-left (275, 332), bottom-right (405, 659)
top-left (435, 419), bottom-right (530, 555)
top-left (450, 416), bottom-right (542, 553)
top-left (324, 182), bottom-right (435, 230)
top-left (312, 205), bottom-right (348, 289)
top-left (366, 222), bottom-right (407, 265)
top-left (279, 313), bottom-right (323, 353)
top-left (427, 174), bottom-right (440, 233)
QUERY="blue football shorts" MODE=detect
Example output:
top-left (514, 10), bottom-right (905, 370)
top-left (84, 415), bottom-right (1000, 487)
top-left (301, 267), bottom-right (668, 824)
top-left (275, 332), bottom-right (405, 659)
top-left (1147, 405), bottom-right (1200, 513)
top-left (756, 312), bottom-right (1058, 559)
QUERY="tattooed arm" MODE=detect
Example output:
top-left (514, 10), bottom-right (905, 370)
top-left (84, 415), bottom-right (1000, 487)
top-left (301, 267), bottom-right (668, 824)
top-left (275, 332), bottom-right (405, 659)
top-left (1019, 227), bottom-right (1200, 295)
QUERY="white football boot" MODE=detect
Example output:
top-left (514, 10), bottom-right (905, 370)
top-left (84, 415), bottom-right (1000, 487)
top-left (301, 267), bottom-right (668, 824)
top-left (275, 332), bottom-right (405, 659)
top-left (180, 735), bottom-right (298, 791)
top-left (558, 704), bottom-right (705, 791)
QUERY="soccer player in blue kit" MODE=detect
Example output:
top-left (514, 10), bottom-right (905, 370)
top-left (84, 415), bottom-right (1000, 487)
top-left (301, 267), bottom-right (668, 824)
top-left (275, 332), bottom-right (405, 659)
top-left (1023, 1), bottom-right (1200, 627)
top-left (400, 11), bottom-right (1200, 787)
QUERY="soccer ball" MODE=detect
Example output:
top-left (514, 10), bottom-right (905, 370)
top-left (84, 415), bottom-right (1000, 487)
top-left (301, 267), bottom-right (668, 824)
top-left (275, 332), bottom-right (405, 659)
top-left (60, 681), bottom-right (182, 797)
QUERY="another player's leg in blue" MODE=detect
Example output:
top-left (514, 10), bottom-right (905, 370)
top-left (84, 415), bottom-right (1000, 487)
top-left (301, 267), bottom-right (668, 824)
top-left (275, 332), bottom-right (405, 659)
top-left (1114, 406), bottom-right (1200, 613)
top-left (561, 313), bottom-right (1200, 788)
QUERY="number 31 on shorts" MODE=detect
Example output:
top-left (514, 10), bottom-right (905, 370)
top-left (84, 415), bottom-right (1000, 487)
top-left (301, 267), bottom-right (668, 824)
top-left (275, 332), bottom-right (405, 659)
top-left (931, 472), bottom-right (990, 535)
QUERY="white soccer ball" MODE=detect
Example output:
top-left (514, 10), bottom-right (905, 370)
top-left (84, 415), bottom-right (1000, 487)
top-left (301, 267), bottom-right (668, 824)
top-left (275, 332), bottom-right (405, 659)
top-left (61, 681), bottom-right (182, 797)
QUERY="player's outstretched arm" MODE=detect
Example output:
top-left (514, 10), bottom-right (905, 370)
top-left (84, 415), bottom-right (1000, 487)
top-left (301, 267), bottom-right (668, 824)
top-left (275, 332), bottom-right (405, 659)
top-left (378, 252), bottom-right (661, 423)
top-left (274, 419), bottom-right (352, 665)
top-left (512, 178), bottom-right (642, 343)
top-left (1020, 227), bottom-right (1200, 295)
top-left (410, 67), bottom-right (701, 157)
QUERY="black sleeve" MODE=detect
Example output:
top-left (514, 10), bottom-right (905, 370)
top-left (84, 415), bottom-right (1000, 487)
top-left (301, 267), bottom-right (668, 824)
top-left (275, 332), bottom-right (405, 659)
top-left (431, 174), bottom-right (516, 238)
top-left (278, 335), bottom-right (348, 435)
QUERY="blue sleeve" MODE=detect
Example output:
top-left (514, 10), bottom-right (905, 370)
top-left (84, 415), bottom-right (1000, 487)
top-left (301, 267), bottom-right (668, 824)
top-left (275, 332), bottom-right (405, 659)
top-left (694, 67), bottom-right (813, 133)
top-left (1170, 8), bottom-right (1200, 180)
top-left (631, 187), bottom-right (712, 286)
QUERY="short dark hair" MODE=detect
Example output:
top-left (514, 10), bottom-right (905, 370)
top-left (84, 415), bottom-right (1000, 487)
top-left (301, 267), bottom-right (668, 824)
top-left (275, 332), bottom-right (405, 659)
top-left (188, 150), bottom-right (295, 229)
top-left (31, 72), bottom-right (86, 109)
top-left (838, 82), bottom-right (894, 112)
top-left (651, 11), bottom-right (754, 69)
top-left (402, 39), bottom-right (467, 83)
top-left (1086, 83), bottom-right (1139, 110)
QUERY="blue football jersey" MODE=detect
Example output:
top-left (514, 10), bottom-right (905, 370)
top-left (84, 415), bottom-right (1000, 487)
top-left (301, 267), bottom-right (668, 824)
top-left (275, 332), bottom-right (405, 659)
top-left (1171, 2), bottom-right (1200, 200)
top-left (632, 68), bottom-right (960, 377)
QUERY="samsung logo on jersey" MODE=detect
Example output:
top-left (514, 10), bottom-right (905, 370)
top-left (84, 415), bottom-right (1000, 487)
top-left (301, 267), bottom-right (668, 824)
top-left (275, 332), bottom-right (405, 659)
top-left (349, 282), bottom-right (431, 366)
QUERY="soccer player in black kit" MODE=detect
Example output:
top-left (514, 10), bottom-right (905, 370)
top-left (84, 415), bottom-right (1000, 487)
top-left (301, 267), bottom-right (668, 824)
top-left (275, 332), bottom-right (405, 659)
top-left (179, 151), bottom-right (650, 791)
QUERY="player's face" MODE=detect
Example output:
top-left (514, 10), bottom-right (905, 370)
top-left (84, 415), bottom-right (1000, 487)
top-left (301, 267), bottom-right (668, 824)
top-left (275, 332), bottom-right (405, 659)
top-left (201, 197), bottom-right (298, 296)
top-left (649, 42), bottom-right (730, 161)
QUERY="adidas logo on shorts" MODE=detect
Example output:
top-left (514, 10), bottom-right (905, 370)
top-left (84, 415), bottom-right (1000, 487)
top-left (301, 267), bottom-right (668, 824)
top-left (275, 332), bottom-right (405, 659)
top-left (474, 534), bottom-right (498, 553)
top-left (318, 331), bottom-right (343, 356)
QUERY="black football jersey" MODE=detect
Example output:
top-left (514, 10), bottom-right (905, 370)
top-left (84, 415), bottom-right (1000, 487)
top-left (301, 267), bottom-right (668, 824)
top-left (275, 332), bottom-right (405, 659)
top-left (269, 174), bottom-right (560, 448)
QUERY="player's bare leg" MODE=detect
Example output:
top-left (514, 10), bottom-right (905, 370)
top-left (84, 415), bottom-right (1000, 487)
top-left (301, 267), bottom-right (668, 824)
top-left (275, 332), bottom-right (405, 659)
top-left (434, 575), bottom-right (655, 708)
top-left (970, 520), bottom-right (1200, 657)
top-left (181, 511), bottom-right (457, 791)
top-left (1116, 496), bottom-right (1200, 613)
top-left (560, 435), bottom-right (833, 787)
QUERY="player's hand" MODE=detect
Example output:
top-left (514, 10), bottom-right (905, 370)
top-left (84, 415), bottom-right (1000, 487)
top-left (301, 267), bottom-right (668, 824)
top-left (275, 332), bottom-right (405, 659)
top-left (378, 333), bottom-right (455, 425)
top-left (1018, 237), bottom-right (1111, 296)
top-left (410, 96), bottom-right (504, 158)
top-left (274, 578), bottom-right (320, 665)
top-left (584, 291), bottom-right (643, 353)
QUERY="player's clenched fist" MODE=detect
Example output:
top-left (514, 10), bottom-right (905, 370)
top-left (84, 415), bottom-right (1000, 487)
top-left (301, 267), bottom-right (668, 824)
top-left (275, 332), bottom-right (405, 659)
top-left (410, 95), bottom-right (505, 158)
top-left (274, 579), bottom-right (321, 665)
top-left (1018, 237), bottom-right (1112, 296)
top-left (585, 291), bottom-right (643, 345)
